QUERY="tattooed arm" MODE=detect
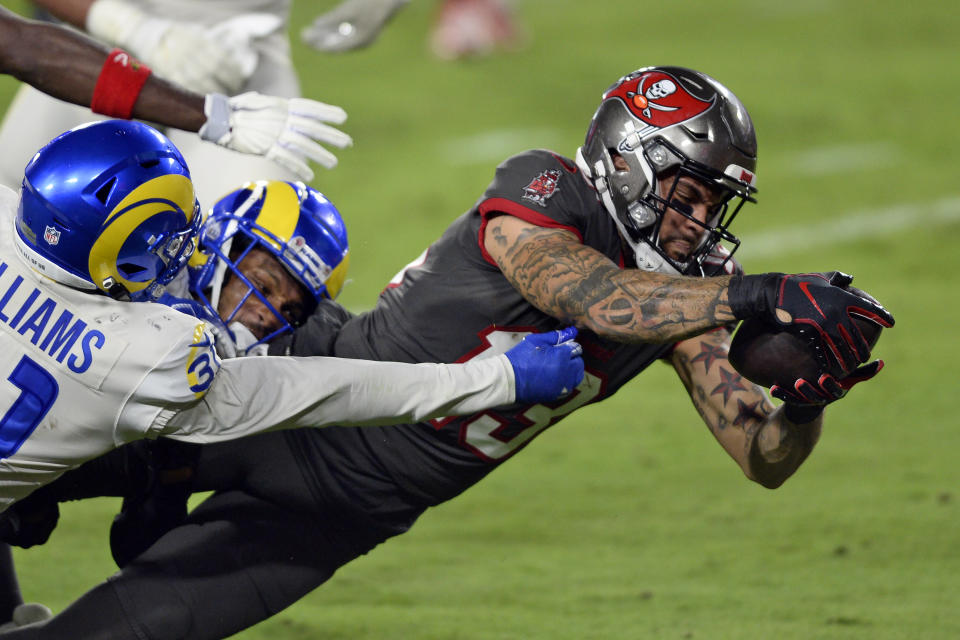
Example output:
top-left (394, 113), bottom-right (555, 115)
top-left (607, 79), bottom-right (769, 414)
top-left (671, 329), bottom-right (823, 488)
top-left (482, 214), bottom-right (738, 344)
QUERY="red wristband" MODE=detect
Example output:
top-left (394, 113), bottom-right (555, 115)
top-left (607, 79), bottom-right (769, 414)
top-left (91, 48), bottom-right (152, 119)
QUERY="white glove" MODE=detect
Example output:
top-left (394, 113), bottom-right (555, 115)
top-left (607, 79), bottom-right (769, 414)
top-left (198, 92), bottom-right (352, 181)
top-left (228, 322), bottom-right (270, 358)
top-left (301, 0), bottom-right (410, 52)
top-left (86, 0), bottom-right (282, 94)
top-left (205, 318), bottom-right (239, 359)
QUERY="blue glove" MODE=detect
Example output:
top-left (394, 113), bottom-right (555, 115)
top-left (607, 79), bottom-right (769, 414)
top-left (505, 327), bottom-right (585, 405)
top-left (156, 293), bottom-right (216, 320)
top-left (155, 293), bottom-right (237, 357)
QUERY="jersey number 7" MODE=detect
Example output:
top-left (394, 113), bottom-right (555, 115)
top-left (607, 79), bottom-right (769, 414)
top-left (1, 356), bottom-right (59, 459)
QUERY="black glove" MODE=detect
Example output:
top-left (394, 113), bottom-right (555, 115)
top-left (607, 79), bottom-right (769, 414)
top-left (110, 483), bottom-right (190, 568)
top-left (0, 494), bottom-right (59, 549)
top-left (729, 271), bottom-right (894, 375)
top-left (772, 360), bottom-right (884, 423)
top-left (109, 439), bottom-right (199, 567)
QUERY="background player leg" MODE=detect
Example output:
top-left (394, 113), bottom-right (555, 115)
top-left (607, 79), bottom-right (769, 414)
top-left (0, 545), bottom-right (50, 632)
top-left (0, 545), bottom-right (22, 624)
top-left (0, 491), bottom-right (375, 640)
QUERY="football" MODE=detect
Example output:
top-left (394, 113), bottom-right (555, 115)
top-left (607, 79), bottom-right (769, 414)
top-left (728, 286), bottom-right (884, 388)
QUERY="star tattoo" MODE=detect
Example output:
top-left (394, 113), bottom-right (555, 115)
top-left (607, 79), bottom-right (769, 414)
top-left (710, 367), bottom-right (747, 405)
top-left (733, 398), bottom-right (764, 428)
top-left (690, 342), bottom-right (725, 374)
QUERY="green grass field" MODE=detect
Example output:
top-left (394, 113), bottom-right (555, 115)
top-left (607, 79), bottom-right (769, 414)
top-left (2, 1), bottom-right (959, 638)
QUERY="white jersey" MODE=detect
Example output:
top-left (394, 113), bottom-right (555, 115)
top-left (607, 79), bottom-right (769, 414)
top-left (0, 187), bottom-right (221, 510)
top-left (0, 187), bottom-right (518, 510)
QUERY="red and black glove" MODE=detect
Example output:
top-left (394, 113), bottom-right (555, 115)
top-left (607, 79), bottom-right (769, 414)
top-left (729, 271), bottom-right (894, 375)
top-left (771, 359), bottom-right (884, 423)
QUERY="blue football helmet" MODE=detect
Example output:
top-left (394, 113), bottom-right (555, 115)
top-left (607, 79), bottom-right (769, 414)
top-left (14, 120), bottom-right (200, 302)
top-left (189, 180), bottom-right (349, 352)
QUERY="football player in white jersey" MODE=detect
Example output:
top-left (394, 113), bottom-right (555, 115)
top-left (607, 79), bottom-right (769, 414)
top-left (0, 0), bottom-right (349, 205)
top-left (0, 118), bottom-right (585, 513)
top-left (0, 132), bottom-right (582, 631)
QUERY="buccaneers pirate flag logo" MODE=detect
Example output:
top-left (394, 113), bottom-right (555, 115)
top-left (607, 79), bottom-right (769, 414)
top-left (521, 169), bottom-right (561, 207)
top-left (605, 69), bottom-right (715, 129)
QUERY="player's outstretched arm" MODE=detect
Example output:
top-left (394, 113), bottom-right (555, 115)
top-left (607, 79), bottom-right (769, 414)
top-left (159, 329), bottom-right (583, 442)
top-left (483, 214), bottom-right (741, 344)
top-left (33, 0), bottom-right (276, 95)
top-left (0, 7), bottom-right (202, 128)
top-left (484, 216), bottom-right (894, 370)
top-left (670, 330), bottom-right (822, 489)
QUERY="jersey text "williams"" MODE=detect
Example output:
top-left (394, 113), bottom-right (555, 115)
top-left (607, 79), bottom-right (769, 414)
top-left (0, 260), bottom-right (105, 374)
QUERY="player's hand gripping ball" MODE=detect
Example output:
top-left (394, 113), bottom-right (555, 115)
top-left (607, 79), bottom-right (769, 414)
top-left (729, 278), bottom-right (885, 405)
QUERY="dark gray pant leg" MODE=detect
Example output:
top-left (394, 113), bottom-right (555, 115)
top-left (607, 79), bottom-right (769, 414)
top-left (3, 491), bottom-right (355, 640)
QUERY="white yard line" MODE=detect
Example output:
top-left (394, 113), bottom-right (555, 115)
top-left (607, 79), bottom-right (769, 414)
top-left (738, 196), bottom-right (960, 259)
top-left (439, 127), bottom-right (951, 262)
top-left (440, 128), bottom-right (564, 165)
top-left (786, 142), bottom-right (900, 175)
top-left (444, 133), bottom-right (898, 175)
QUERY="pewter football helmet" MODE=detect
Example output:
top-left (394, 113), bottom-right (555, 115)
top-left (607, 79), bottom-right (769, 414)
top-left (576, 66), bottom-right (757, 275)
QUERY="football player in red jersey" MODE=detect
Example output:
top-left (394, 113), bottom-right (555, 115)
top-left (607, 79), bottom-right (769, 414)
top-left (0, 67), bottom-right (894, 639)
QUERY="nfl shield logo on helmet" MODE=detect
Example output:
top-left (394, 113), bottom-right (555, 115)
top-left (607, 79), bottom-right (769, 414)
top-left (43, 225), bottom-right (61, 245)
top-left (521, 170), bottom-right (562, 207)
